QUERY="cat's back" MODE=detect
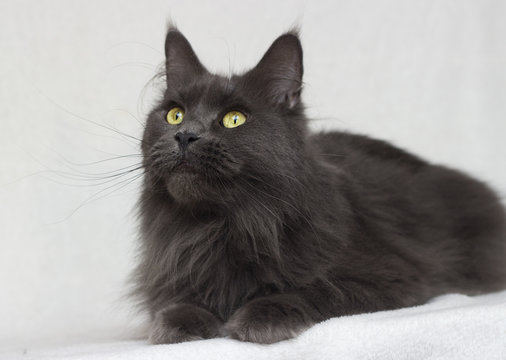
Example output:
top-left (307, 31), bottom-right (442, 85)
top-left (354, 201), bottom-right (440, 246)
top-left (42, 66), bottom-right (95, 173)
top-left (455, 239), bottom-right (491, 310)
top-left (312, 130), bottom-right (506, 293)
top-left (312, 130), bottom-right (427, 174)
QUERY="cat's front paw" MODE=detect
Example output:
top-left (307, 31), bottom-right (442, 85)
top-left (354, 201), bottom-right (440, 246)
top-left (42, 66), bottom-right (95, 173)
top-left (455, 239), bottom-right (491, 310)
top-left (225, 295), bottom-right (315, 344)
top-left (149, 303), bottom-right (223, 344)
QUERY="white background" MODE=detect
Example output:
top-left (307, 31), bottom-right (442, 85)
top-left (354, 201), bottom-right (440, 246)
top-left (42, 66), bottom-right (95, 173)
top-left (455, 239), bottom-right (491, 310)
top-left (1, 0), bottom-right (505, 352)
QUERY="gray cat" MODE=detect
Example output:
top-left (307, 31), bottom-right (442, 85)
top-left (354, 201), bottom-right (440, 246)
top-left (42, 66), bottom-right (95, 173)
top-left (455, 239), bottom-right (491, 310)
top-left (132, 27), bottom-right (506, 344)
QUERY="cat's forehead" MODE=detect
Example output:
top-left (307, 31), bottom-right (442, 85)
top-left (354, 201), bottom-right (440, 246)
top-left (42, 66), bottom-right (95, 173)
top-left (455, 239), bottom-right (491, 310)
top-left (171, 74), bottom-right (245, 109)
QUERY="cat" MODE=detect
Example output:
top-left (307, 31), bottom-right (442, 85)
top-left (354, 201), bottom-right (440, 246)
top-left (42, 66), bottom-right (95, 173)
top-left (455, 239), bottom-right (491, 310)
top-left (132, 26), bottom-right (506, 344)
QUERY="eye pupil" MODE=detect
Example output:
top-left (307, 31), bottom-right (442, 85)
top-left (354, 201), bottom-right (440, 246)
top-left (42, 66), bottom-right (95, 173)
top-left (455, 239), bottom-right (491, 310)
top-left (222, 111), bottom-right (246, 128)
top-left (167, 107), bottom-right (184, 125)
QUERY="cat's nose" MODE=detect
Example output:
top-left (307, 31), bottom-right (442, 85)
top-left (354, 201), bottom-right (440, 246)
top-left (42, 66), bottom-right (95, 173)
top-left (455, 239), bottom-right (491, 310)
top-left (175, 131), bottom-right (200, 152)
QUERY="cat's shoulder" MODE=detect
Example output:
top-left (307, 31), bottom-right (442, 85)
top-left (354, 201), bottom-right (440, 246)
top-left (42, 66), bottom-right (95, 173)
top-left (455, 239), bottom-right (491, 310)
top-left (311, 130), bottom-right (427, 170)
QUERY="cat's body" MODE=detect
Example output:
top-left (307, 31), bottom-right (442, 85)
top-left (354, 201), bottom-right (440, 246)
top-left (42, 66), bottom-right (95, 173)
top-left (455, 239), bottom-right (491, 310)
top-left (133, 28), bottom-right (506, 344)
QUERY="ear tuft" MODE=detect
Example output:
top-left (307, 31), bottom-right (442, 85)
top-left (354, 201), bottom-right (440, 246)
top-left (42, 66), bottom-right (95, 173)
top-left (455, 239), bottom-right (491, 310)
top-left (246, 32), bottom-right (304, 109)
top-left (164, 28), bottom-right (206, 86)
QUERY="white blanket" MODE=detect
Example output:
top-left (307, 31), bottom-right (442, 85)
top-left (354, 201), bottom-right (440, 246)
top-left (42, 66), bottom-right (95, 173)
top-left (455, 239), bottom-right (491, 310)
top-left (3, 290), bottom-right (505, 360)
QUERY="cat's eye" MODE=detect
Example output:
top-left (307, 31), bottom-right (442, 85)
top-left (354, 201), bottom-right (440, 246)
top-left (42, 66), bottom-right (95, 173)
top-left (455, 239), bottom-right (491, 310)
top-left (166, 107), bottom-right (185, 125)
top-left (222, 111), bottom-right (246, 128)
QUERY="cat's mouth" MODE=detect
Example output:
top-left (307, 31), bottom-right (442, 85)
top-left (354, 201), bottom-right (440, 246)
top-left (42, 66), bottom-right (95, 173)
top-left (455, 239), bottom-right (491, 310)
top-left (174, 159), bottom-right (197, 173)
top-left (147, 142), bottom-right (244, 203)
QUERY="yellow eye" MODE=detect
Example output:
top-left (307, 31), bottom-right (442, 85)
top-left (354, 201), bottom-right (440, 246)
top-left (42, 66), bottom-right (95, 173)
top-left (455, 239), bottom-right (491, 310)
top-left (166, 107), bottom-right (184, 125)
top-left (222, 111), bottom-right (246, 128)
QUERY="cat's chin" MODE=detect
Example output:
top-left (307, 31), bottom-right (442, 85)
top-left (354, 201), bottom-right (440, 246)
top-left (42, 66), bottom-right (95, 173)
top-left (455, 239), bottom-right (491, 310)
top-left (164, 171), bottom-right (234, 207)
top-left (165, 172), bottom-right (205, 203)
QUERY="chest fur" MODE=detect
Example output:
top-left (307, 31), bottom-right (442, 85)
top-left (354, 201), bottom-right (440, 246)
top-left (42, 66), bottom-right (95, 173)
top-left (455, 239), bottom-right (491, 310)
top-left (141, 218), bottom-right (284, 319)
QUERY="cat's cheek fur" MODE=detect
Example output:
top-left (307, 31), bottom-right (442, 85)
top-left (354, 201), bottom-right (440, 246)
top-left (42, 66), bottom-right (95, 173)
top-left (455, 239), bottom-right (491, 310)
top-left (149, 303), bottom-right (224, 344)
top-left (225, 294), bottom-right (317, 344)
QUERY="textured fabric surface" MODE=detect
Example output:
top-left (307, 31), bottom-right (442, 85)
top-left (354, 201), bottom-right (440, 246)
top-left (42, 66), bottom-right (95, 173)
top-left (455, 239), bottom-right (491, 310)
top-left (3, 291), bottom-right (505, 360)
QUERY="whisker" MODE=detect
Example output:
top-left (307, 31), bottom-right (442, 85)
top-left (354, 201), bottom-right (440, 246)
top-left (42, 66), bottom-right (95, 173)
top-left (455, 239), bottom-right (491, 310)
top-left (47, 166), bottom-right (144, 182)
top-left (35, 87), bottom-right (146, 145)
top-left (110, 62), bottom-right (158, 71)
top-left (107, 41), bottom-right (164, 56)
top-left (107, 108), bottom-right (146, 128)
top-left (55, 154), bottom-right (143, 167)
top-left (47, 171), bottom-right (145, 224)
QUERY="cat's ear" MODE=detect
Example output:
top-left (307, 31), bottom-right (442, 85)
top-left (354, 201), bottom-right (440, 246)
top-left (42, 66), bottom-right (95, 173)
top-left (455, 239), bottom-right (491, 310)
top-left (164, 28), bottom-right (207, 86)
top-left (246, 32), bottom-right (303, 109)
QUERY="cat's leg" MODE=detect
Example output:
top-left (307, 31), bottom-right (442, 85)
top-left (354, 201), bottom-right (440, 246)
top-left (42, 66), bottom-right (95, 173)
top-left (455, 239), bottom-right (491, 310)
top-left (225, 294), bottom-right (321, 344)
top-left (225, 279), bottom-right (429, 344)
top-left (149, 303), bottom-right (224, 344)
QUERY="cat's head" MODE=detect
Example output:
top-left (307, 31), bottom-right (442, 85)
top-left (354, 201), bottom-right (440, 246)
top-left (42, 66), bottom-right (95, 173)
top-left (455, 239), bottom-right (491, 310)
top-left (142, 28), bottom-right (308, 205)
